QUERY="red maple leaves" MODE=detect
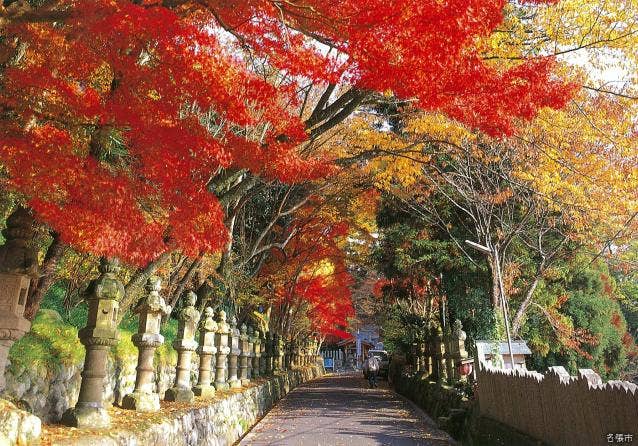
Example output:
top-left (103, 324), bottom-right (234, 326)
top-left (261, 218), bottom-right (355, 337)
top-left (0, 1), bottom-right (325, 264)
top-left (0, 0), bottom-right (575, 264)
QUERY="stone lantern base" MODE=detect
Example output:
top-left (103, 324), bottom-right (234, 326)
top-left (61, 404), bottom-right (110, 429)
top-left (192, 384), bottom-right (216, 399)
top-left (165, 386), bottom-right (195, 402)
top-left (214, 382), bottom-right (230, 391)
top-left (121, 392), bottom-right (160, 412)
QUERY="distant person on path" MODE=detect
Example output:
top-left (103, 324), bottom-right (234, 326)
top-left (363, 352), bottom-right (380, 388)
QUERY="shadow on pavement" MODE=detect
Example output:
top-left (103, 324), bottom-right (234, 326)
top-left (239, 374), bottom-right (455, 446)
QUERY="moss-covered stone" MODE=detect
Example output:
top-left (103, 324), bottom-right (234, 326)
top-left (393, 370), bottom-right (472, 441)
top-left (7, 310), bottom-right (83, 375)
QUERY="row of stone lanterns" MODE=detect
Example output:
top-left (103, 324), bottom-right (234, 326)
top-left (412, 319), bottom-right (471, 384)
top-left (58, 261), bottom-right (320, 428)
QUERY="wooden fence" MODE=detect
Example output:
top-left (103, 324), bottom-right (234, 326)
top-left (477, 365), bottom-right (638, 445)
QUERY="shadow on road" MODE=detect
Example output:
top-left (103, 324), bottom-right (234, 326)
top-left (239, 373), bottom-right (454, 446)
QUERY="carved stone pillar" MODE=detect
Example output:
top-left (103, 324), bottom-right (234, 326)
top-left (122, 277), bottom-right (171, 412)
top-left (435, 325), bottom-right (448, 383)
top-left (418, 341), bottom-right (427, 373)
top-left (0, 207), bottom-right (38, 391)
top-left (310, 338), bottom-right (318, 366)
top-left (246, 326), bottom-right (254, 381)
top-left (214, 310), bottom-right (230, 390)
top-left (453, 320), bottom-right (469, 382)
top-left (62, 258), bottom-right (123, 428)
top-left (263, 332), bottom-right (273, 375)
top-left (303, 339), bottom-right (310, 367)
top-left (259, 331), bottom-right (267, 375)
top-left (165, 292), bottom-right (200, 402)
top-left (273, 333), bottom-right (283, 372)
top-left (227, 316), bottom-right (241, 388)
top-left (239, 324), bottom-right (250, 385)
top-left (252, 329), bottom-right (262, 378)
top-left (444, 324), bottom-right (455, 384)
top-left (291, 340), bottom-right (299, 368)
top-left (193, 307), bottom-right (218, 399)
top-left (425, 327), bottom-right (434, 377)
top-left (286, 340), bottom-right (293, 369)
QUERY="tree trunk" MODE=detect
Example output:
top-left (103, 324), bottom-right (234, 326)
top-left (170, 253), bottom-right (203, 308)
top-left (512, 275), bottom-right (541, 335)
top-left (487, 255), bottom-right (501, 309)
top-left (24, 232), bottom-right (64, 321)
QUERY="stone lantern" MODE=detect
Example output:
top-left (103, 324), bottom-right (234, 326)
top-left (263, 332), bottom-right (273, 375)
top-left (417, 341), bottom-right (426, 373)
top-left (452, 320), bottom-right (470, 382)
top-left (0, 207), bottom-right (38, 391)
top-left (227, 316), bottom-right (241, 389)
top-left (434, 324), bottom-right (447, 383)
top-left (252, 329), bottom-right (262, 378)
top-left (259, 331), bottom-right (267, 375)
top-left (425, 326), bottom-right (434, 376)
top-left (273, 333), bottom-right (283, 372)
top-left (246, 325), bottom-right (255, 381)
top-left (165, 291), bottom-right (200, 402)
top-left (290, 340), bottom-right (299, 368)
top-left (303, 339), bottom-right (310, 366)
top-left (122, 276), bottom-right (171, 412)
top-left (238, 324), bottom-right (250, 385)
top-left (62, 258), bottom-right (123, 428)
top-left (193, 307), bottom-right (218, 399)
top-left (284, 339), bottom-right (292, 369)
top-left (214, 309), bottom-right (230, 390)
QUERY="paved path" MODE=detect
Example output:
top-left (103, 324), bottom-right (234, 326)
top-left (238, 373), bottom-right (456, 446)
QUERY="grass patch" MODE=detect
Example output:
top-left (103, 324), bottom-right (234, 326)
top-left (156, 319), bottom-right (178, 366)
top-left (112, 329), bottom-right (138, 362)
top-left (38, 282), bottom-right (88, 329)
top-left (8, 310), bottom-right (84, 376)
top-left (10, 282), bottom-right (179, 375)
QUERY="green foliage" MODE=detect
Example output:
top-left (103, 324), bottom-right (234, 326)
top-left (381, 304), bottom-right (429, 354)
top-left (444, 275), bottom-right (497, 344)
top-left (617, 275), bottom-right (638, 335)
top-left (38, 282), bottom-right (89, 329)
top-left (526, 264), bottom-right (630, 379)
top-left (8, 310), bottom-right (83, 376)
top-left (375, 194), bottom-right (496, 348)
top-left (9, 280), bottom-right (179, 375)
top-left (156, 318), bottom-right (179, 366)
top-left (112, 329), bottom-right (137, 361)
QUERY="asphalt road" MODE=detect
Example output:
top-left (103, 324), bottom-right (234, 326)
top-left (238, 373), bottom-right (456, 446)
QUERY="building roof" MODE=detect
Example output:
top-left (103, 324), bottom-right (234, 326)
top-left (336, 338), bottom-right (375, 347)
top-left (475, 340), bottom-right (532, 356)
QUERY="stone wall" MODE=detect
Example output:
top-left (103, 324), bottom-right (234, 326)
top-left (2, 350), bottom-right (179, 423)
top-left (476, 365), bottom-right (638, 446)
top-left (0, 399), bottom-right (41, 446)
top-left (392, 368), bottom-right (472, 440)
top-left (44, 365), bottom-right (323, 446)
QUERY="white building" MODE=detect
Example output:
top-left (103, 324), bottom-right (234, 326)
top-left (475, 340), bottom-right (532, 370)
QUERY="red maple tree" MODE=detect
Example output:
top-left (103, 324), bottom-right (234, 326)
top-left (0, 0), bottom-right (575, 264)
top-left (260, 216), bottom-right (354, 338)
